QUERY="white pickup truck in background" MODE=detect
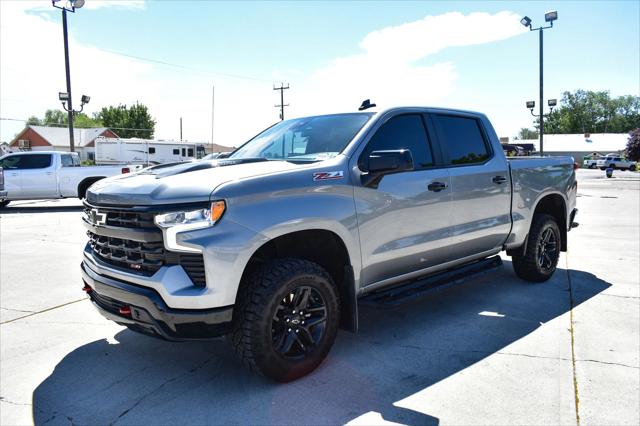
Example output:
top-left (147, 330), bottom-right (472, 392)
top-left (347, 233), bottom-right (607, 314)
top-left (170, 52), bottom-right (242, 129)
top-left (0, 151), bottom-right (141, 208)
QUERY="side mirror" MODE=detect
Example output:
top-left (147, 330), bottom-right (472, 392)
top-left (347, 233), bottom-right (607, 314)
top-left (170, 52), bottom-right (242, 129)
top-left (362, 149), bottom-right (414, 187)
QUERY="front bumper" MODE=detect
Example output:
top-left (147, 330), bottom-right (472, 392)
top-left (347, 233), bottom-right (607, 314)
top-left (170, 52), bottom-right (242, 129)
top-left (81, 261), bottom-right (233, 340)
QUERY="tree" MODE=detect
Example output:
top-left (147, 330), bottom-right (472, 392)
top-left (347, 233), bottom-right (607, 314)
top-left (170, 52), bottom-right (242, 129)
top-left (538, 90), bottom-right (640, 134)
top-left (626, 128), bottom-right (640, 161)
top-left (516, 128), bottom-right (538, 140)
top-left (96, 102), bottom-right (155, 138)
top-left (26, 116), bottom-right (41, 125)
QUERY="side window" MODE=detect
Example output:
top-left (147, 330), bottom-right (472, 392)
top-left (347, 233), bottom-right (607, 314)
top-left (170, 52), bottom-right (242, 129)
top-left (187, 148), bottom-right (194, 157)
top-left (19, 154), bottom-right (52, 169)
top-left (0, 156), bottom-right (22, 169)
top-left (433, 115), bottom-right (491, 165)
top-left (61, 154), bottom-right (74, 167)
top-left (360, 114), bottom-right (433, 170)
top-left (149, 147), bottom-right (156, 154)
top-left (173, 149), bottom-right (179, 155)
top-left (181, 148), bottom-right (186, 157)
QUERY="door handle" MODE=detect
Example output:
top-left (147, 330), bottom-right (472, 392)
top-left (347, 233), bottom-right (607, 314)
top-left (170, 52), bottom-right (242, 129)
top-left (46, 172), bottom-right (53, 176)
top-left (492, 176), bottom-right (507, 184)
top-left (427, 181), bottom-right (447, 192)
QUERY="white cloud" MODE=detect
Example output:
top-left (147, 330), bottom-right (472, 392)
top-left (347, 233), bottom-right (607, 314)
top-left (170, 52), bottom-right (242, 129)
top-left (1, 7), bottom-right (526, 147)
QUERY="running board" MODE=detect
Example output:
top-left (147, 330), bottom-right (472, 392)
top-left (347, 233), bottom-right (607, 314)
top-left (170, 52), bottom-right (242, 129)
top-left (359, 255), bottom-right (503, 307)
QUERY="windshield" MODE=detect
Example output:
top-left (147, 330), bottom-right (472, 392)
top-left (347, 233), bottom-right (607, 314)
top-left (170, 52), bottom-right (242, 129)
top-left (230, 113), bottom-right (373, 162)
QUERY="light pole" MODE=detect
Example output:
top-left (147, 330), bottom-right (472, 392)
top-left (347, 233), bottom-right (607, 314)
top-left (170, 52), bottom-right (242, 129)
top-left (52, 0), bottom-right (85, 152)
top-left (520, 10), bottom-right (558, 155)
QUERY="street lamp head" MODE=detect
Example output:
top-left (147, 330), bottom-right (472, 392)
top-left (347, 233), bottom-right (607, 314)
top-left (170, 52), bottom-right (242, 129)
top-left (81, 95), bottom-right (90, 105)
top-left (520, 16), bottom-right (532, 27)
top-left (59, 92), bottom-right (69, 101)
top-left (526, 100), bottom-right (535, 109)
top-left (548, 99), bottom-right (557, 107)
top-left (544, 10), bottom-right (558, 23)
top-left (73, 0), bottom-right (85, 8)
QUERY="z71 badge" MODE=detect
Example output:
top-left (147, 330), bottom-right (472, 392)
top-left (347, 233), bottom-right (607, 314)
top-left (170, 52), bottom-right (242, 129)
top-left (313, 171), bottom-right (344, 181)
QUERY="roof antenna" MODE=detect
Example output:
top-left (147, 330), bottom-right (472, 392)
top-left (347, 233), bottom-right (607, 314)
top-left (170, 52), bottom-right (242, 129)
top-left (358, 99), bottom-right (376, 111)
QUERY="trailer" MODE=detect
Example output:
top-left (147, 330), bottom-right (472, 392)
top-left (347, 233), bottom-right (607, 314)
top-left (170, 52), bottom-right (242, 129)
top-left (95, 137), bottom-right (206, 166)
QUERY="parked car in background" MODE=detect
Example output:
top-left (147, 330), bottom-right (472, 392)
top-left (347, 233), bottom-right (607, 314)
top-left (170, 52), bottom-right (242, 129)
top-left (0, 151), bottom-right (141, 208)
top-left (583, 156), bottom-right (602, 169)
top-left (81, 106), bottom-right (578, 381)
top-left (596, 154), bottom-right (637, 170)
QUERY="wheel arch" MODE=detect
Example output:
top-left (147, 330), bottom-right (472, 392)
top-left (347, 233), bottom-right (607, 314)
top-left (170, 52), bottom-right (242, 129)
top-left (236, 228), bottom-right (358, 332)
top-left (531, 192), bottom-right (568, 252)
top-left (77, 176), bottom-right (106, 199)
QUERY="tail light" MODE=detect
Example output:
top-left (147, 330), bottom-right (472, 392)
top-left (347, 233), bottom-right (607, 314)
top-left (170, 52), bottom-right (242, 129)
top-left (121, 167), bottom-right (131, 174)
top-left (573, 162), bottom-right (580, 170)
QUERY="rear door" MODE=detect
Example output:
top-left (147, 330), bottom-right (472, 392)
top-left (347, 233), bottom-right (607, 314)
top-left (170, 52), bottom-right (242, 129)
top-left (430, 113), bottom-right (512, 259)
top-left (18, 153), bottom-right (59, 198)
top-left (353, 113), bottom-right (453, 287)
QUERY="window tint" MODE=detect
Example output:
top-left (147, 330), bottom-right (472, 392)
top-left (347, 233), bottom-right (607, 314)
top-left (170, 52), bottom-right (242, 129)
top-left (61, 154), bottom-right (74, 167)
top-left (360, 114), bottom-right (433, 169)
top-left (0, 154), bottom-right (52, 170)
top-left (173, 149), bottom-right (179, 155)
top-left (434, 115), bottom-right (490, 165)
top-left (149, 147), bottom-right (156, 154)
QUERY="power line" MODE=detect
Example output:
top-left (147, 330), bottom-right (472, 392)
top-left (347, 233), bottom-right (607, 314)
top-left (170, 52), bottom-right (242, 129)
top-left (0, 117), bottom-right (153, 132)
top-left (96, 47), bottom-right (273, 83)
top-left (273, 83), bottom-right (290, 121)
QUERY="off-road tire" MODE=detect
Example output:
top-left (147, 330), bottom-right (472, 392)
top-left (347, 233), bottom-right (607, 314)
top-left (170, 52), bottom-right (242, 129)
top-left (512, 214), bottom-right (561, 282)
top-left (0, 200), bottom-right (10, 208)
top-left (230, 258), bottom-right (340, 382)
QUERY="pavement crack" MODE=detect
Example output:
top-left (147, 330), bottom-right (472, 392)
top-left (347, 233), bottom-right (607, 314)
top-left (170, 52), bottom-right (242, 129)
top-left (0, 396), bottom-right (32, 406)
top-left (0, 298), bottom-right (86, 325)
top-left (0, 306), bottom-right (35, 313)
top-left (566, 257), bottom-right (581, 426)
top-left (109, 357), bottom-right (215, 425)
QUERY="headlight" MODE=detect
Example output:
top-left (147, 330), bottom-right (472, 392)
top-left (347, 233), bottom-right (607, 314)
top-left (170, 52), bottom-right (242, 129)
top-left (155, 201), bottom-right (226, 228)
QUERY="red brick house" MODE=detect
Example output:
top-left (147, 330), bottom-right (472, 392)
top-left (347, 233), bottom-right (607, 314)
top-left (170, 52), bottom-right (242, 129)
top-left (9, 126), bottom-right (118, 161)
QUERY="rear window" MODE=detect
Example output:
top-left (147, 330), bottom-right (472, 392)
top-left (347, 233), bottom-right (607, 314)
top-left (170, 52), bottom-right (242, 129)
top-left (0, 154), bottom-right (52, 170)
top-left (433, 115), bottom-right (491, 165)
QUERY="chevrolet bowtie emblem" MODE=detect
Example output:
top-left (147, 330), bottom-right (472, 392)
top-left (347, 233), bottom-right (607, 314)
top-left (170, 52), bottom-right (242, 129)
top-left (88, 209), bottom-right (107, 226)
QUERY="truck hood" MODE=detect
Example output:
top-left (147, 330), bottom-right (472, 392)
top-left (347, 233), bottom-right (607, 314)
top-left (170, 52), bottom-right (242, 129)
top-left (86, 159), bottom-right (300, 206)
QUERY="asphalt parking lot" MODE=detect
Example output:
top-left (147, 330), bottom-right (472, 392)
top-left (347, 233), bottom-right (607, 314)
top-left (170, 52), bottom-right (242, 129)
top-left (1, 168), bottom-right (638, 426)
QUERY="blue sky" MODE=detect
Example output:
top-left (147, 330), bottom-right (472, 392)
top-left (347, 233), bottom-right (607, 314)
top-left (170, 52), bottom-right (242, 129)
top-left (1, 1), bottom-right (638, 145)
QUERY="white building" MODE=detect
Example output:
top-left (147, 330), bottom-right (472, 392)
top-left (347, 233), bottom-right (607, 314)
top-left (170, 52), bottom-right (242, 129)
top-left (519, 133), bottom-right (629, 160)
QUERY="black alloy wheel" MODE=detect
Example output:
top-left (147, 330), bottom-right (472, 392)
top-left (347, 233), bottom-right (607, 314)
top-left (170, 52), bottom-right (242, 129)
top-left (537, 228), bottom-right (558, 273)
top-left (271, 286), bottom-right (328, 359)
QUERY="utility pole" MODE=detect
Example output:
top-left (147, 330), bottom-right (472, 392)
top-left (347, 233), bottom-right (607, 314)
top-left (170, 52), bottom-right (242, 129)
top-left (273, 83), bottom-right (290, 120)
top-left (180, 117), bottom-right (183, 141)
top-left (62, 8), bottom-right (75, 152)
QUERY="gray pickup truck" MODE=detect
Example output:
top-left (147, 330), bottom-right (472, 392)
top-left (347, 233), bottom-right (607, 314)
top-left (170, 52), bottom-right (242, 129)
top-left (81, 107), bottom-right (578, 381)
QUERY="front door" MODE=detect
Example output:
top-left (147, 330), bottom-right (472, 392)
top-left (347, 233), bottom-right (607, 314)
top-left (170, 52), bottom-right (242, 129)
top-left (353, 113), bottom-right (453, 287)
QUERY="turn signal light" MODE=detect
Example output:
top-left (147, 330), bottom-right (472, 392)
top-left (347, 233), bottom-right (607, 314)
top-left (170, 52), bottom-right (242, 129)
top-left (121, 167), bottom-right (131, 174)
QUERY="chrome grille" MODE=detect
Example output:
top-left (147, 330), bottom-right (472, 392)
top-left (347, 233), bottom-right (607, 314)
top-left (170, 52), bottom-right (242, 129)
top-left (84, 205), bottom-right (206, 287)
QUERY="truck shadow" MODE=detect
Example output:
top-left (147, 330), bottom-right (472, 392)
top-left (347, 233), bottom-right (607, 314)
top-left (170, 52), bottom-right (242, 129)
top-left (32, 262), bottom-right (610, 425)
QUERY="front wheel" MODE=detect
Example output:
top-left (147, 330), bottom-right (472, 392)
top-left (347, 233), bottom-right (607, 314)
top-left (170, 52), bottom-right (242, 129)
top-left (589, 164), bottom-right (597, 169)
top-left (231, 258), bottom-right (340, 382)
top-left (511, 214), bottom-right (561, 282)
top-left (0, 200), bottom-right (10, 208)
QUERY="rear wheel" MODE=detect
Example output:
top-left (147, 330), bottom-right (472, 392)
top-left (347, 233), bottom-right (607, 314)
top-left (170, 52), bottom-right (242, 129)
top-left (0, 200), bottom-right (9, 208)
top-left (512, 214), bottom-right (561, 282)
top-left (589, 164), bottom-right (596, 169)
top-left (630, 164), bottom-right (637, 171)
top-left (231, 258), bottom-right (340, 382)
